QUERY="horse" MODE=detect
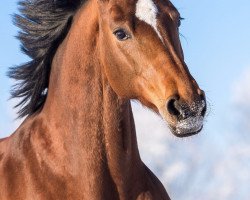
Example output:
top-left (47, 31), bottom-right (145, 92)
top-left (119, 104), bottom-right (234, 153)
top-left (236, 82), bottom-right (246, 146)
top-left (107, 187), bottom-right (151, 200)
top-left (0, 0), bottom-right (206, 199)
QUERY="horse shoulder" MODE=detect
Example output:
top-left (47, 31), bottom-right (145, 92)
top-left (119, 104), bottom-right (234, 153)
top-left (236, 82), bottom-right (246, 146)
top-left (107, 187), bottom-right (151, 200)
top-left (0, 116), bottom-right (51, 200)
top-left (0, 128), bottom-right (28, 199)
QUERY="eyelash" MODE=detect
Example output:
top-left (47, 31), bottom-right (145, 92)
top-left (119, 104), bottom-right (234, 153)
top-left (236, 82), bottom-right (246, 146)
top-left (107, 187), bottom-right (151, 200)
top-left (178, 17), bottom-right (184, 27)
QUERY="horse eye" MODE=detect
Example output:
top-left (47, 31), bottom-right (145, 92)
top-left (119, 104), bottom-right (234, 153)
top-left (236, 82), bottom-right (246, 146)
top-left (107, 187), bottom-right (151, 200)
top-left (113, 29), bottom-right (130, 41)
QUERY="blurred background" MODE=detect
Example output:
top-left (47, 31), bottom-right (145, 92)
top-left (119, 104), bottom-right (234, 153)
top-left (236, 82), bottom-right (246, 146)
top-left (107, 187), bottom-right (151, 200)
top-left (0, 0), bottom-right (250, 199)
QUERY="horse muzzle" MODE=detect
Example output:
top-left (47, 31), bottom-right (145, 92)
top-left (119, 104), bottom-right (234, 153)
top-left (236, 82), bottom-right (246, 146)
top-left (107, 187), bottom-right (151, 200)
top-left (159, 94), bottom-right (207, 137)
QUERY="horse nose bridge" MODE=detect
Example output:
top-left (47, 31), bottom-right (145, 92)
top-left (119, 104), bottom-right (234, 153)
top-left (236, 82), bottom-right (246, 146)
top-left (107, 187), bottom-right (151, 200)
top-left (156, 53), bottom-right (202, 103)
top-left (176, 73), bottom-right (202, 104)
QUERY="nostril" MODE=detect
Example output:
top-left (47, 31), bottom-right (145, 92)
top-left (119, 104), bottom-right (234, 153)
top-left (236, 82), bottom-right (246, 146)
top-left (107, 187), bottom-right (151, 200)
top-left (166, 97), bottom-right (181, 117)
top-left (199, 90), bottom-right (206, 101)
top-left (199, 91), bottom-right (207, 116)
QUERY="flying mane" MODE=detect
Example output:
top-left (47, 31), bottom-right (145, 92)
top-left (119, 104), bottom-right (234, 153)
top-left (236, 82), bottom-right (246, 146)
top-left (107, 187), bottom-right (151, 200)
top-left (9, 0), bottom-right (83, 118)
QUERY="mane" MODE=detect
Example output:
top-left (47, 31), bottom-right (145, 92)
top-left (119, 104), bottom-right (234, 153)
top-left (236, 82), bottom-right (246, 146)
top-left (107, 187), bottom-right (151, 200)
top-left (9, 0), bottom-right (83, 118)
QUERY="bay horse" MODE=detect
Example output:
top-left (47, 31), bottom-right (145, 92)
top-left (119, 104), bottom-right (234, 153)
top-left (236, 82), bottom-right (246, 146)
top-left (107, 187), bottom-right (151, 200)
top-left (0, 0), bottom-right (206, 199)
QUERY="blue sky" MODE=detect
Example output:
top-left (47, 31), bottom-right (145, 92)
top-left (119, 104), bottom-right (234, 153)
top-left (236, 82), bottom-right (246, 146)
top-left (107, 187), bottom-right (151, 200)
top-left (1, 0), bottom-right (250, 199)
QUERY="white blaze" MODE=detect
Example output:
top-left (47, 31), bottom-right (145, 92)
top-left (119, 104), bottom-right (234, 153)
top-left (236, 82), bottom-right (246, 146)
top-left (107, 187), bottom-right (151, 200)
top-left (135, 0), bottom-right (163, 42)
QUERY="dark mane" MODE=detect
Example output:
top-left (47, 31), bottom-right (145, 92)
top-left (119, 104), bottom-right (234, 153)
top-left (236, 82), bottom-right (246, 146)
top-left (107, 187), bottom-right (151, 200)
top-left (9, 0), bottom-right (83, 118)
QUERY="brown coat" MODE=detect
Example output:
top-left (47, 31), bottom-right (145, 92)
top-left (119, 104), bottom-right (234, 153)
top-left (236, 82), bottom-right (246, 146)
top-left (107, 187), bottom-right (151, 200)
top-left (0, 0), bottom-right (206, 199)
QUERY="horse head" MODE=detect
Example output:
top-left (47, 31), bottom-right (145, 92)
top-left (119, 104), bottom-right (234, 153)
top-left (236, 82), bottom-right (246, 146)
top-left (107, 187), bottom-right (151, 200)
top-left (97, 0), bottom-right (206, 137)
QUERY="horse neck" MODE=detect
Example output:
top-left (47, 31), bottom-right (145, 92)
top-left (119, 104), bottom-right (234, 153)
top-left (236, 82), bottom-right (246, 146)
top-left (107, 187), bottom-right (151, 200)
top-left (39, 0), bottom-right (142, 192)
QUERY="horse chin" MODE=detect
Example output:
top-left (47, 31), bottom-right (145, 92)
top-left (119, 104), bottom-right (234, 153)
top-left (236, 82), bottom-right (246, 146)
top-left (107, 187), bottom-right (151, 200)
top-left (172, 116), bottom-right (204, 137)
top-left (159, 108), bottom-right (204, 137)
top-left (169, 124), bottom-right (203, 138)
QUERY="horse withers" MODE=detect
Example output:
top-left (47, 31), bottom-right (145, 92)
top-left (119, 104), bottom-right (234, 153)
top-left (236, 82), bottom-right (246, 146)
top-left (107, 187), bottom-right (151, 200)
top-left (0, 0), bottom-right (206, 199)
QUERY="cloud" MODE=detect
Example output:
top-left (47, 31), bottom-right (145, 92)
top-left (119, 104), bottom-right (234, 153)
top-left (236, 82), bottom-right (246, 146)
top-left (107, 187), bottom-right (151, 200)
top-left (231, 67), bottom-right (250, 135)
top-left (232, 67), bottom-right (250, 107)
top-left (162, 161), bottom-right (187, 183)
